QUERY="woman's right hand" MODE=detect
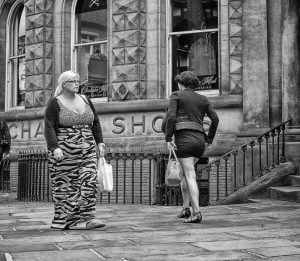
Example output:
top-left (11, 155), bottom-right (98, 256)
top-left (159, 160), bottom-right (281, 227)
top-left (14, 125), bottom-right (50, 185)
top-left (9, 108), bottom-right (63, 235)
top-left (167, 141), bottom-right (177, 150)
top-left (53, 148), bottom-right (64, 161)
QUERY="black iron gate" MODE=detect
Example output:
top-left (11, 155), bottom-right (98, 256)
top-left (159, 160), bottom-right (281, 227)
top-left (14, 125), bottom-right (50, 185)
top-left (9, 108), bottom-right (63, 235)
top-left (0, 158), bottom-right (10, 192)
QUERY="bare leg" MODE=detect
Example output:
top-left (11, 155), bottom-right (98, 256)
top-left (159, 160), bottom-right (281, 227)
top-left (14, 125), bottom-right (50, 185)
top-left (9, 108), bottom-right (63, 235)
top-left (179, 157), bottom-right (200, 214)
top-left (181, 178), bottom-right (190, 208)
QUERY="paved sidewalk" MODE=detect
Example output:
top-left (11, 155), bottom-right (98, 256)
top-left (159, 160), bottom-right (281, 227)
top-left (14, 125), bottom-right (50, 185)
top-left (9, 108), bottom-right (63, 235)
top-left (0, 193), bottom-right (300, 260)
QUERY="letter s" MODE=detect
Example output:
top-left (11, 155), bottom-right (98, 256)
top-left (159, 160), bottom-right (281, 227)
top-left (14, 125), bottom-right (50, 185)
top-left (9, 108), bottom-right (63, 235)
top-left (112, 116), bottom-right (125, 134)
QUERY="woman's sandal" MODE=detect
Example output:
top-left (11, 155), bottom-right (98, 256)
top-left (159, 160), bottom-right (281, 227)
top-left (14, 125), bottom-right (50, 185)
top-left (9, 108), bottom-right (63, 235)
top-left (183, 212), bottom-right (202, 223)
top-left (68, 219), bottom-right (106, 230)
top-left (177, 207), bottom-right (192, 218)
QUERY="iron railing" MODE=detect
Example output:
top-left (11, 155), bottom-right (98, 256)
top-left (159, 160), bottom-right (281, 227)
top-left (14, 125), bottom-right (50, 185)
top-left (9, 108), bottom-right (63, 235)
top-left (16, 119), bottom-right (291, 205)
top-left (198, 119), bottom-right (293, 203)
top-left (18, 151), bottom-right (50, 201)
top-left (17, 149), bottom-right (186, 205)
top-left (101, 151), bottom-right (161, 205)
top-left (0, 158), bottom-right (10, 192)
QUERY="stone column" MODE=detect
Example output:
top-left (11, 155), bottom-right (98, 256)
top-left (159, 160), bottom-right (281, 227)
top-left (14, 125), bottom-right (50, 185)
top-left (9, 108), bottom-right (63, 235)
top-left (111, 0), bottom-right (146, 101)
top-left (282, 0), bottom-right (300, 126)
top-left (242, 0), bottom-right (269, 128)
top-left (267, 0), bottom-right (283, 127)
top-left (146, 0), bottom-right (166, 99)
top-left (24, 0), bottom-right (54, 108)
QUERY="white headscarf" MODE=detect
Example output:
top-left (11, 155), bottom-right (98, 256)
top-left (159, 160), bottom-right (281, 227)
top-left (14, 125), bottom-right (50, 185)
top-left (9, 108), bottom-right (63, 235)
top-left (54, 70), bottom-right (79, 97)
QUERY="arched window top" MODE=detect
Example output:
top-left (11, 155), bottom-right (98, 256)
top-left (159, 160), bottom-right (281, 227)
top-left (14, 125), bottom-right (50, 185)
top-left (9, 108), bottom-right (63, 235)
top-left (75, 0), bottom-right (107, 43)
top-left (75, 0), bottom-right (107, 14)
top-left (10, 4), bottom-right (25, 57)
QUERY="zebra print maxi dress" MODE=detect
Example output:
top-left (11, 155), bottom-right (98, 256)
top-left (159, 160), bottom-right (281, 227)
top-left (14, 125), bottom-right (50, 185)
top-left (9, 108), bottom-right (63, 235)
top-left (48, 99), bottom-right (98, 229)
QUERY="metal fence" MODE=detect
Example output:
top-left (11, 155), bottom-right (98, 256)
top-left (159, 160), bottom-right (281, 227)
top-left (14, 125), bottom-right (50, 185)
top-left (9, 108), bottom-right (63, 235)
top-left (199, 119), bottom-right (292, 204)
top-left (18, 151), bottom-right (51, 201)
top-left (14, 119), bottom-right (293, 205)
top-left (17, 150), bottom-right (201, 205)
top-left (0, 158), bottom-right (10, 192)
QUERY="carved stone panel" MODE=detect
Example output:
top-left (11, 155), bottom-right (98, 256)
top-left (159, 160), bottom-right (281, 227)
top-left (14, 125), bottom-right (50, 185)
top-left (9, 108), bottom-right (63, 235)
top-left (111, 0), bottom-right (146, 101)
top-left (229, 0), bottom-right (243, 94)
top-left (24, 0), bottom-right (54, 108)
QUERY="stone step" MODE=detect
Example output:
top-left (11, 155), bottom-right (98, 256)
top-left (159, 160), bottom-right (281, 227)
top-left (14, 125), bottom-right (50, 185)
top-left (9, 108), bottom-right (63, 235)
top-left (289, 175), bottom-right (300, 186)
top-left (269, 186), bottom-right (300, 203)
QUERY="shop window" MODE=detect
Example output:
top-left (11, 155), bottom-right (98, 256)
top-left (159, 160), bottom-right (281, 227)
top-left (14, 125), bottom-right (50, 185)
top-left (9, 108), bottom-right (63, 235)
top-left (73, 0), bottom-right (108, 101)
top-left (6, 3), bottom-right (25, 109)
top-left (168, 0), bottom-right (219, 96)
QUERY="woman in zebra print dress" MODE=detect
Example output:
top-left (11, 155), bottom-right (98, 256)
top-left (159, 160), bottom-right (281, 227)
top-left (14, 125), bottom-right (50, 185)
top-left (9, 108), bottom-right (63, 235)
top-left (44, 70), bottom-right (106, 230)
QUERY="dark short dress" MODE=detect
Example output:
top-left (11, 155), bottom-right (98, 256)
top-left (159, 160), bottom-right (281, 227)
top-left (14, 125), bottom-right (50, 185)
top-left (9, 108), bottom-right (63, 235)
top-left (174, 130), bottom-right (206, 158)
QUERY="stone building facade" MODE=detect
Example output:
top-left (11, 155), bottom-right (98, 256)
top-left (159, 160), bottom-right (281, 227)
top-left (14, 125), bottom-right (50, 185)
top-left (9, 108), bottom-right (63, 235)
top-left (0, 0), bottom-right (299, 202)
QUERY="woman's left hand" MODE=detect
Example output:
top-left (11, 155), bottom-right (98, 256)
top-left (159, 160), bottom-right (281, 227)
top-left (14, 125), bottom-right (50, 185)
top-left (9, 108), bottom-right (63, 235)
top-left (97, 143), bottom-right (106, 157)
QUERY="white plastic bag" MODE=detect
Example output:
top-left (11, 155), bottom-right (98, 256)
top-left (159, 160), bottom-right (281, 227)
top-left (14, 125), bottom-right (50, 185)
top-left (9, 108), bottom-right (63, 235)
top-left (97, 157), bottom-right (113, 192)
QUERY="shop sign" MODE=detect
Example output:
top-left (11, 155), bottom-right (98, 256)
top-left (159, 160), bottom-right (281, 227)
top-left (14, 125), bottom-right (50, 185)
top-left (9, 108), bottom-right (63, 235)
top-left (8, 112), bottom-right (165, 142)
top-left (196, 75), bottom-right (218, 90)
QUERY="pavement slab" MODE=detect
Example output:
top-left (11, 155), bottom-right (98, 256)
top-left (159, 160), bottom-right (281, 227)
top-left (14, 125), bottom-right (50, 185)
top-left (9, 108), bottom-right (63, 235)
top-left (95, 242), bottom-right (208, 259)
top-left (0, 195), bottom-right (300, 261)
top-left (8, 249), bottom-right (103, 261)
top-left (246, 246), bottom-right (300, 257)
top-left (191, 238), bottom-right (300, 251)
top-left (119, 250), bottom-right (257, 261)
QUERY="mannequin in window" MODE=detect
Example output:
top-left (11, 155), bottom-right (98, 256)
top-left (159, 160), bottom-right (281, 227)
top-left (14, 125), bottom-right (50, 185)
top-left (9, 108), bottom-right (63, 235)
top-left (87, 49), bottom-right (107, 97)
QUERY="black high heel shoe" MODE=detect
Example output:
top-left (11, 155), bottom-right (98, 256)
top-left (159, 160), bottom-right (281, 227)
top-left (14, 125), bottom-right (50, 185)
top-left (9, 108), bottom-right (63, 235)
top-left (183, 212), bottom-right (202, 223)
top-left (177, 207), bottom-right (191, 218)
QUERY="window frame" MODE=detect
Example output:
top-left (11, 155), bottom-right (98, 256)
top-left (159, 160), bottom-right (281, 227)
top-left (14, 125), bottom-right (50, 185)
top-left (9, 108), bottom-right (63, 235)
top-left (71, 0), bottom-right (109, 103)
top-left (166, 0), bottom-right (220, 97)
top-left (5, 0), bottom-right (26, 111)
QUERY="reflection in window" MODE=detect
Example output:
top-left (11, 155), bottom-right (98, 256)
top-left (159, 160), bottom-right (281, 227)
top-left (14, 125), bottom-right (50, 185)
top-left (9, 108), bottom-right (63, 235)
top-left (7, 4), bottom-right (25, 108)
top-left (74, 0), bottom-right (108, 99)
top-left (170, 0), bottom-right (218, 94)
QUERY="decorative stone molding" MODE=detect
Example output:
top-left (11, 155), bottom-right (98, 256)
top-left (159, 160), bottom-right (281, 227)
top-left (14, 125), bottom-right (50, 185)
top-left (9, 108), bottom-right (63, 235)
top-left (24, 0), bottom-right (54, 108)
top-left (111, 0), bottom-right (146, 101)
top-left (228, 0), bottom-right (243, 94)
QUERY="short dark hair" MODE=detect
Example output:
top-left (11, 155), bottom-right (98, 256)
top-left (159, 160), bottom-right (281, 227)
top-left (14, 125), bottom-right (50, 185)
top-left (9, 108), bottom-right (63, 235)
top-left (175, 71), bottom-right (199, 90)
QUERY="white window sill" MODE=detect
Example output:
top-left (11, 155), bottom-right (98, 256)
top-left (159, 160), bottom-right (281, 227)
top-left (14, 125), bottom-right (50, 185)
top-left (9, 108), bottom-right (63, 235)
top-left (90, 97), bottom-right (108, 103)
top-left (7, 105), bottom-right (25, 111)
top-left (196, 90), bottom-right (219, 97)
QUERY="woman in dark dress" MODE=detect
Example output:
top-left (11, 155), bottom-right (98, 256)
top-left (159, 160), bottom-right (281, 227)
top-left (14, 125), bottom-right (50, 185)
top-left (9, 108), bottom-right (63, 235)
top-left (164, 71), bottom-right (219, 223)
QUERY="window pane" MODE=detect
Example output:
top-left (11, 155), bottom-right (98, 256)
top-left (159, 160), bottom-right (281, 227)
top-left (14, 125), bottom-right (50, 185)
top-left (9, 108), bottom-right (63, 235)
top-left (18, 57), bottom-right (25, 105)
top-left (172, 0), bottom-right (218, 32)
top-left (76, 44), bottom-right (108, 98)
top-left (9, 56), bottom-right (25, 106)
top-left (18, 8), bottom-right (25, 55)
top-left (76, 0), bottom-right (107, 43)
top-left (171, 32), bottom-right (218, 91)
